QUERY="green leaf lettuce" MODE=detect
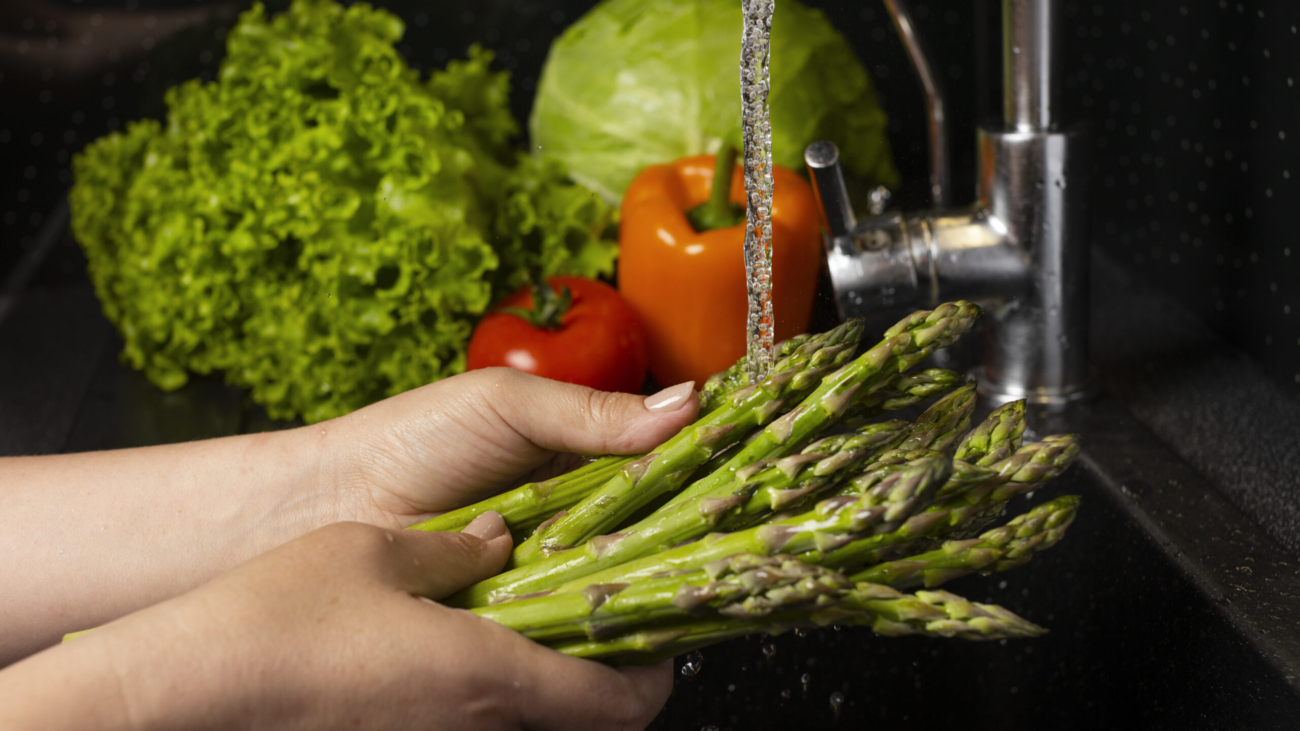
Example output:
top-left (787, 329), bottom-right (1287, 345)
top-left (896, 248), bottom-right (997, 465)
top-left (71, 0), bottom-right (617, 423)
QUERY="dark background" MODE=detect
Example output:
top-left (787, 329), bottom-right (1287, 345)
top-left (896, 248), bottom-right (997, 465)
top-left (2, 0), bottom-right (1298, 397)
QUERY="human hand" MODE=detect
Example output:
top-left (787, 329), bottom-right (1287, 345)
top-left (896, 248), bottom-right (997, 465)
top-left (0, 368), bottom-right (696, 665)
top-left (0, 511), bottom-right (672, 730)
top-left (315, 369), bottom-right (699, 529)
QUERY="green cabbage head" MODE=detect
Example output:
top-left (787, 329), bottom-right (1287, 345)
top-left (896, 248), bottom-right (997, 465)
top-left (530, 0), bottom-right (900, 202)
top-left (71, 0), bottom-right (617, 424)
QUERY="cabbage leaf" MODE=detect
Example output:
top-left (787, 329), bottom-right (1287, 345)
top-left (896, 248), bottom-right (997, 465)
top-left (530, 0), bottom-right (900, 202)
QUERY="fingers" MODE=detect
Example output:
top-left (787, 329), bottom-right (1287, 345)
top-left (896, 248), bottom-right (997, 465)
top-left (481, 621), bottom-right (673, 731)
top-left (387, 512), bottom-right (512, 599)
top-left (466, 369), bottom-right (700, 456)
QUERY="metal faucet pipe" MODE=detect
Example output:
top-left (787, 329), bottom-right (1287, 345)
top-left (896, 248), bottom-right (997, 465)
top-left (1003, 0), bottom-right (1060, 131)
top-left (807, 0), bottom-right (1090, 409)
top-left (882, 0), bottom-right (950, 207)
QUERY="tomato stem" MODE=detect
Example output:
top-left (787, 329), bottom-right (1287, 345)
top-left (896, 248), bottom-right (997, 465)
top-left (496, 274), bottom-right (572, 331)
top-left (686, 145), bottom-right (745, 232)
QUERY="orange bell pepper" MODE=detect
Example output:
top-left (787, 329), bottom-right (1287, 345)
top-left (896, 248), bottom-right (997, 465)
top-left (617, 153), bottom-right (823, 387)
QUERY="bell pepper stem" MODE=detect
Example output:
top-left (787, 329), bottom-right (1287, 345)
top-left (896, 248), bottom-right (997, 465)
top-left (708, 144), bottom-right (738, 213)
top-left (686, 145), bottom-right (745, 232)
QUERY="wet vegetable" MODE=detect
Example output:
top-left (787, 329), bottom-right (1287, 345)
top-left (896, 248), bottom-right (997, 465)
top-left (617, 153), bottom-right (823, 386)
top-left (467, 276), bottom-right (649, 394)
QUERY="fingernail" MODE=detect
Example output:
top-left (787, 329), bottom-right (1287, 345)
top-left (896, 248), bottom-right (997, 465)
top-left (644, 381), bottom-right (696, 412)
top-left (463, 511), bottom-right (508, 541)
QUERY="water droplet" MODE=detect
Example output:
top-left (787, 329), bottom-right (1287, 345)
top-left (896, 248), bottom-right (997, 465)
top-left (801, 672), bottom-right (812, 696)
top-left (761, 643), bottom-right (777, 660)
top-left (829, 691), bottom-right (845, 720)
top-left (780, 688), bottom-right (791, 699)
top-left (794, 628), bottom-right (807, 637)
top-left (680, 650), bottom-right (704, 677)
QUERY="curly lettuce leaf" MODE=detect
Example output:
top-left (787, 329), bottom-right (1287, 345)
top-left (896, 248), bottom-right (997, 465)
top-left (71, 0), bottom-right (616, 423)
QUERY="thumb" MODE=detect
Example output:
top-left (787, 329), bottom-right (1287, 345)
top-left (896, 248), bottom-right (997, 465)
top-left (467, 369), bottom-right (700, 456)
top-left (395, 511), bottom-right (513, 600)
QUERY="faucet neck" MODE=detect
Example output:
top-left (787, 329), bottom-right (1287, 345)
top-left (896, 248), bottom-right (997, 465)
top-left (1002, 0), bottom-right (1060, 132)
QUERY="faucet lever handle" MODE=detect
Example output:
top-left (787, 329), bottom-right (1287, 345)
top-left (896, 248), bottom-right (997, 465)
top-left (804, 141), bottom-right (857, 240)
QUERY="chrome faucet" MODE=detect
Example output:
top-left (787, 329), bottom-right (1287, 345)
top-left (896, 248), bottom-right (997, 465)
top-left (806, 0), bottom-right (1090, 408)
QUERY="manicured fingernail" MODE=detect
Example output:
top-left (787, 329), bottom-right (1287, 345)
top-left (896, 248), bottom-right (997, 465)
top-left (644, 381), bottom-right (696, 412)
top-left (463, 511), bottom-right (508, 541)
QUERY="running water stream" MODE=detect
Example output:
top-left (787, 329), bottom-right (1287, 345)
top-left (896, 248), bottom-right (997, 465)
top-left (740, 0), bottom-right (776, 382)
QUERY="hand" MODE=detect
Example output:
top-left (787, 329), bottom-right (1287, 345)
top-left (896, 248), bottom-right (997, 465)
top-left (318, 369), bottom-right (699, 528)
top-left (0, 512), bottom-right (673, 730)
top-left (0, 368), bottom-right (697, 665)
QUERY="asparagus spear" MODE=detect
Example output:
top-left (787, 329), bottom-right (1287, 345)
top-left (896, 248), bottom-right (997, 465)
top-left (475, 553), bottom-right (1045, 655)
top-left (953, 399), bottom-right (1027, 466)
top-left (850, 495), bottom-right (1080, 588)
top-left (409, 455), bottom-right (634, 535)
top-left (664, 302), bottom-right (982, 512)
top-left (742, 383), bottom-right (976, 522)
top-left (843, 368), bottom-right (963, 425)
top-left (513, 319), bottom-right (867, 565)
top-left (541, 582), bottom-right (1045, 662)
top-left (473, 553), bottom-right (852, 642)
top-left (450, 454), bottom-right (951, 608)
top-left (692, 368), bottom-right (962, 487)
top-left (452, 427), bottom-right (926, 607)
top-left (699, 334), bottom-right (813, 415)
top-left (818, 435), bottom-right (1081, 571)
top-left (413, 345), bottom-right (849, 537)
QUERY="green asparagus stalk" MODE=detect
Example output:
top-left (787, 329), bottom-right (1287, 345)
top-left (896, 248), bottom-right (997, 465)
top-left (475, 553), bottom-right (1045, 655)
top-left (450, 454), bottom-right (951, 608)
top-left (473, 553), bottom-right (851, 642)
top-left (818, 435), bottom-right (1080, 571)
top-left (413, 342), bottom-right (858, 537)
top-left (541, 581), bottom-right (1045, 662)
top-left (487, 438), bottom-right (1073, 608)
top-left (698, 334), bottom-right (814, 416)
top-left (663, 302), bottom-right (982, 513)
top-left (513, 303), bottom-right (977, 569)
top-left (512, 319), bottom-right (867, 565)
top-left (409, 455), bottom-right (634, 535)
top-left (850, 495), bottom-right (1080, 588)
top-left (843, 368), bottom-right (963, 425)
top-left (953, 399), bottom-right (1027, 466)
top-left (692, 367), bottom-right (963, 488)
top-left (744, 383), bottom-right (976, 521)
top-left (451, 427), bottom-right (925, 607)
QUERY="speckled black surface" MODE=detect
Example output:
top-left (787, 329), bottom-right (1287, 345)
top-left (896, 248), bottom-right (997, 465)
top-left (1091, 251), bottom-right (1300, 558)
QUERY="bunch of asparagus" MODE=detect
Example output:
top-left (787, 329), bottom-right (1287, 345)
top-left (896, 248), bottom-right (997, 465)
top-left (414, 302), bottom-right (1083, 662)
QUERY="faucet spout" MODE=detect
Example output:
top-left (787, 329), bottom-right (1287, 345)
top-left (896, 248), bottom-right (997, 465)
top-left (807, 0), bottom-right (1091, 408)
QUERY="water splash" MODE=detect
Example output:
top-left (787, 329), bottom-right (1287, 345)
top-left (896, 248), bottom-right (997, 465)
top-left (740, 0), bottom-right (776, 381)
top-left (829, 691), bottom-right (846, 721)
top-left (680, 650), bottom-right (705, 677)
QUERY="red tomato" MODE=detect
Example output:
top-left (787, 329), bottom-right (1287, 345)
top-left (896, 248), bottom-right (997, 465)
top-left (467, 276), bottom-right (649, 393)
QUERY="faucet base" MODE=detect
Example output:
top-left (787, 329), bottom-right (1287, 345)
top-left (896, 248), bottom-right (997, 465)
top-left (973, 365), bottom-right (1094, 411)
